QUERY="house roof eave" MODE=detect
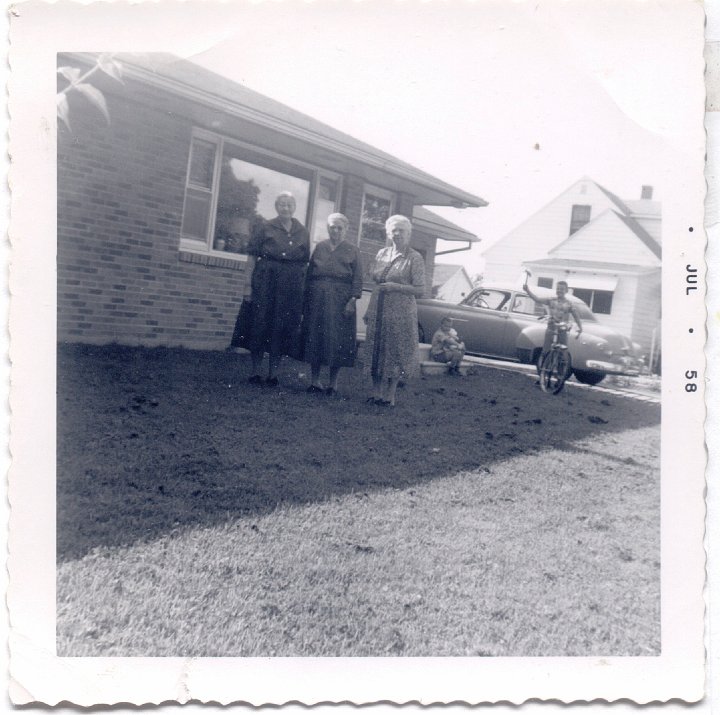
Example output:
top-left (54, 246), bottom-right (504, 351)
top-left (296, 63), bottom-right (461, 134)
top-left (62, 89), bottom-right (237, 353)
top-left (522, 257), bottom-right (660, 275)
top-left (64, 52), bottom-right (488, 210)
top-left (412, 206), bottom-right (481, 243)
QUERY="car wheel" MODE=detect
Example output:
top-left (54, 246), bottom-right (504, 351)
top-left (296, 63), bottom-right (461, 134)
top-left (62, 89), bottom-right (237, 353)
top-left (573, 369), bottom-right (606, 386)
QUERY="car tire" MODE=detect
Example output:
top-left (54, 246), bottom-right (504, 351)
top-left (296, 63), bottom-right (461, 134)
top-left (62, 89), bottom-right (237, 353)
top-left (573, 369), bottom-right (606, 386)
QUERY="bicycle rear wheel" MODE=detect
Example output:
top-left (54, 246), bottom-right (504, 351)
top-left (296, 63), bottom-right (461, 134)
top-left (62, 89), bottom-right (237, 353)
top-left (540, 349), bottom-right (570, 394)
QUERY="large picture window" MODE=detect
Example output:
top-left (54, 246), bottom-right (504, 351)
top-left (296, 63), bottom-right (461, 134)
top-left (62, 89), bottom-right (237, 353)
top-left (180, 130), bottom-right (340, 257)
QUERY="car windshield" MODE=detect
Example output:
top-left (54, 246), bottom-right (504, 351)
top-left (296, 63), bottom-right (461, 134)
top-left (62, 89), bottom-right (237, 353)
top-left (462, 289), bottom-right (511, 311)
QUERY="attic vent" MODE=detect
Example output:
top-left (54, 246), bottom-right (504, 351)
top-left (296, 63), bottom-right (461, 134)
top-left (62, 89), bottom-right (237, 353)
top-left (580, 184), bottom-right (587, 194)
top-left (641, 185), bottom-right (654, 199)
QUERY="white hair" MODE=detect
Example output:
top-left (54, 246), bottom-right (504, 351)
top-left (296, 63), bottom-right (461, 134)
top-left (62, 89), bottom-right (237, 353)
top-left (327, 213), bottom-right (350, 229)
top-left (385, 214), bottom-right (412, 233)
top-left (275, 191), bottom-right (296, 207)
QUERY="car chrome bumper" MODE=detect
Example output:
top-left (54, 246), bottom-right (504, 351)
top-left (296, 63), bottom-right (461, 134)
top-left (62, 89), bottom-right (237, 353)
top-left (585, 359), bottom-right (641, 375)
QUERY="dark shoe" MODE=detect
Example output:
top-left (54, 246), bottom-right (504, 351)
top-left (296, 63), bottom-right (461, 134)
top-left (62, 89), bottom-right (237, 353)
top-left (306, 385), bottom-right (324, 394)
top-left (248, 375), bottom-right (263, 385)
top-left (264, 377), bottom-right (279, 387)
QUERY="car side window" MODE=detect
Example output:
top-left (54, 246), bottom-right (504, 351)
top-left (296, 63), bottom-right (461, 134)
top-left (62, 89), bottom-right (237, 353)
top-left (511, 294), bottom-right (544, 316)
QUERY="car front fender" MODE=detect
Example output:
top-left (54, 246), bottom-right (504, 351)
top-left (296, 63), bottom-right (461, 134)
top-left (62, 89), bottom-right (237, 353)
top-left (516, 324), bottom-right (598, 369)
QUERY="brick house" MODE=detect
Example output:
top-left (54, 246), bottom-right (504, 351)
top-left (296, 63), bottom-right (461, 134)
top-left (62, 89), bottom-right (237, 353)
top-left (57, 52), bottom-right (486, 350)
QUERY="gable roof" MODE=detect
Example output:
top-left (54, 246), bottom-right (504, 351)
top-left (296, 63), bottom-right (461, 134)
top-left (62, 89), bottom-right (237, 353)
top-left (594, 183), bottom-right (631, 215)
top-left (65, 52), bottom-right (488, 210)
top-left (432, 264), bottom-right (471, 287)
top-left (613, 212), bottom-right (662, 258)
top-left (623, 199), bottom-right (662, 217)
top-left (547, 209), bottom-right (661, 261)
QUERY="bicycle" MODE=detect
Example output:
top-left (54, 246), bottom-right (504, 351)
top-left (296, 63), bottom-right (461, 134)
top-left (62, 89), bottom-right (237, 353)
top-left (538, 321), bottom-right (573, 394)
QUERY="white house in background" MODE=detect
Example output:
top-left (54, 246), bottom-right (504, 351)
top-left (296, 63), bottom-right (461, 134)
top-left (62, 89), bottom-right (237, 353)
top-left (431, 264), bottom-right (474, 303)
top-left (482, 177), bottom-right (661, 351)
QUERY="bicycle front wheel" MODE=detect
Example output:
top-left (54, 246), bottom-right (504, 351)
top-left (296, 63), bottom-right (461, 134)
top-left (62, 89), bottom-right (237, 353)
top-left (540, 349), bottom-right (570, 394)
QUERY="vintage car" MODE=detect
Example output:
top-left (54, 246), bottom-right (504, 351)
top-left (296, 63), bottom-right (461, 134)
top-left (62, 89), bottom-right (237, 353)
top-left (416, 285), bottom-right (643, 385)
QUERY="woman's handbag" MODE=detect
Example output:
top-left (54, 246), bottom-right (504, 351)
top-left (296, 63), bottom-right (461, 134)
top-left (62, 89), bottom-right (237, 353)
top-left (229, 298), bottom-right (255, 349)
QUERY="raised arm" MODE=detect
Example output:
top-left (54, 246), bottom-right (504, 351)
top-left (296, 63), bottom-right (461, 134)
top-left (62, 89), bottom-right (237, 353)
top-left (522, 281), bottom-right (545, 304)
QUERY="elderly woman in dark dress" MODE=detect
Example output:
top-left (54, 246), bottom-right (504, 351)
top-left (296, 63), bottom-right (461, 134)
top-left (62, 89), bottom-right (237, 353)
top-left (243, 192), bottom-right (310, 386)
top-left (363, 214), bottom-right (426, 406)
top-left (302, 213), bottom-right (363, 395)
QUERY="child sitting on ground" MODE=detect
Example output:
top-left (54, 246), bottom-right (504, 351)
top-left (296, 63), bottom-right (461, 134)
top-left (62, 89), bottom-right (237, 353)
top-left (430, 316), bottom-right (466, 375)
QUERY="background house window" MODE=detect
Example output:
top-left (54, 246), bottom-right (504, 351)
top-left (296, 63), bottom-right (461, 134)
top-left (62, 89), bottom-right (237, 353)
top-left (569, 204), bottom-right (592, 235)
top-left (537, 276), bottom-right (553, 288)
top-left (360, 185), bottom-right (395, 243)
top-left (571, 287), bottom-right (614, 315)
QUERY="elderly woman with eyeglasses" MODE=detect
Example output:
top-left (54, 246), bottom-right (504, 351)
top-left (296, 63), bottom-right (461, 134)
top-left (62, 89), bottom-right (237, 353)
top-left (301, 213), bottom-right (363, 395)
top-left (363, 214), bottom-right (426, 406)
top-left (243, 191), bottom-right (310, 387)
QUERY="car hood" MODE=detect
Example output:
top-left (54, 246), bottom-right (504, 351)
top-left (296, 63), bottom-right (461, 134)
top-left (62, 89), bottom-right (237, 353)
top-left (582, 323), bottom-right (637, 351)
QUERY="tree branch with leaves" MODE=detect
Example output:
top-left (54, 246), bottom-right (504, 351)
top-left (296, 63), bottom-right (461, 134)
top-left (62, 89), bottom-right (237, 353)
top-left (56, 54), bottom-right (123, 131)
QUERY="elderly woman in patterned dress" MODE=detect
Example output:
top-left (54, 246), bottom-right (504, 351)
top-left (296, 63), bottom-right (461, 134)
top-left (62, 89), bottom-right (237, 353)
top-left (243, 192), bottom-right (310, 387)
top-left (302, 213), bottom-right (363, 396)
top-left (363, 214), bottom-right (426, 406)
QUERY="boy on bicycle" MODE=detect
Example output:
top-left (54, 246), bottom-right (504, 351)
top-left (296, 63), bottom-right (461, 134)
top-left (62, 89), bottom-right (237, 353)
top-left (522, 279), bottom-right (583, 353)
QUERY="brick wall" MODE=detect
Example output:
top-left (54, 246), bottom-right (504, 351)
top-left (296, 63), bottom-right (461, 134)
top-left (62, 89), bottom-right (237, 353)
top-left (58, 86), bottom-right (249, 350)
top-left (58, 78), bottom-right (433, 349)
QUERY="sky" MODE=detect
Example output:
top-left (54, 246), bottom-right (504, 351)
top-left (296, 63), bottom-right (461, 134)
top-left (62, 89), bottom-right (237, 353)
top-left (181, 2), bottom-right (695, 275)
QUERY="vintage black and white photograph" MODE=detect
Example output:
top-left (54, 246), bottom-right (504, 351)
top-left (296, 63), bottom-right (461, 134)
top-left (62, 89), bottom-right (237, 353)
top-left (8, 0), bottom-right (706, 705)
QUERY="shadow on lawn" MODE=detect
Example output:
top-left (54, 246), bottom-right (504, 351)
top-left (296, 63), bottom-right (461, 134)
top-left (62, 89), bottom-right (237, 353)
top-left (57, 343), bottom-right (660, 562)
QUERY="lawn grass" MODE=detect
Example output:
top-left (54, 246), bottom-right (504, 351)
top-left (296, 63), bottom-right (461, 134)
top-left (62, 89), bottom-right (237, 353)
top-left (56, 343), bottom-right (660, 657)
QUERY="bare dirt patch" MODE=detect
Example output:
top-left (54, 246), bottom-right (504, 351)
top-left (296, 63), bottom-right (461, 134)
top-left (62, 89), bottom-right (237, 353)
top-left (57, 343), bottom-right (660, 656)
